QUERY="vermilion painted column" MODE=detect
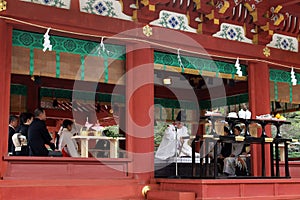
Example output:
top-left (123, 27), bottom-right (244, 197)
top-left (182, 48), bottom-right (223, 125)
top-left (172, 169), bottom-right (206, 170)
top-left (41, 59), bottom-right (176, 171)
top-left (126, 43), bottom-right (154, 184)
top-left (0, 20), bottom-right (12, 177)
top-left (248, 61), bottom-right (271, 176)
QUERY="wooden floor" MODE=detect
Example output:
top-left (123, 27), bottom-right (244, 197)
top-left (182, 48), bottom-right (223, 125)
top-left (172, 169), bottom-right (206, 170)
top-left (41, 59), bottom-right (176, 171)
top-left (152, 178), bottom-right (300, 200)
top-left (1, 161), bottom-right (300, 199)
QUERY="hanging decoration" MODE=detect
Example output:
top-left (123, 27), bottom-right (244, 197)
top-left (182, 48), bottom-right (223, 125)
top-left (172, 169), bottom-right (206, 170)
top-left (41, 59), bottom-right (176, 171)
top-left (3, 15), bottom-right (299, 79)
top-left (97, 37), bottom-right (111, 56)
top-left (43, 28), bottom-right (52, 52)
top-left (235, 57), bottom-right (242, 77)
top-left (291, 67), bottom-right (297, 86)
top-left (100, 37), bottom-right (105, 52)
top-left (97, 37), bottom-right (109, 83)
top-left (177, 49), bottom-right (185, 71)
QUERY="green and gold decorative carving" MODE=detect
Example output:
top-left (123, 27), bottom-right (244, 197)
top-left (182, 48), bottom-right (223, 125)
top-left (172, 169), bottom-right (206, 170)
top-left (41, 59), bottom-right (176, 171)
top-left (12, 30), bottom-right (126, 60)
top-left (154, 51), bottom-right (247, 78)
top-left (270, 69), bottom-right (300, 84)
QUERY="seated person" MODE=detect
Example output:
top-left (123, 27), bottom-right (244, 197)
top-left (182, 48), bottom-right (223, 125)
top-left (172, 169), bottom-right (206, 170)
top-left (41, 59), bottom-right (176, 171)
top-left (223, 126), bottom-right (249, 176)
top-left (216, 126), bottom-right (232, 173)
top-left (13, 112), bottom-right (34, 156)
top-left (58, 119), bottom-right (80, 157)
top-left (28, 108), bottom-right (62, 157)
top-left (155, 110), bottom-right (199, 160)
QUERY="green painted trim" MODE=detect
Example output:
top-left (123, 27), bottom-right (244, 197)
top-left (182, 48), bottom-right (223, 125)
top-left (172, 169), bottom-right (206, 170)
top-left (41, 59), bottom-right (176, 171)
top-left (11, 84), bottom-right (27, 96)
top-left (270, 69), bottom-right (300, 84)
top-left (274, 82), bottom-right (278, 101)
top-left (29, 48), bottom-right (34, 76)
top-left (80, 55), bottom-right (85, 80)
top-left (12, 29), bottom-right (126, 60)
top-left (104, 56), bottom-right (109, 83)
top-left (56, 52), bottom-right (60, 78)
top-left (154, 51), bottom-right (247, 76)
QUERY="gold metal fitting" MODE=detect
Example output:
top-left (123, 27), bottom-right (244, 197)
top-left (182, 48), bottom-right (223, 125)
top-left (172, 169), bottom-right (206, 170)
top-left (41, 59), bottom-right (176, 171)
top-left (142, 185), bottom-right (151, 198)
top-left (264, 138), bottom-right (273, 143)
top-left (0, 0), bottom-right (7, 12)
top-left (263, 46), bottom-right (271, 57)
top-left (143, 25), bottom-right (152, 37)
top-left (235, 136), bottom-right (245, 142)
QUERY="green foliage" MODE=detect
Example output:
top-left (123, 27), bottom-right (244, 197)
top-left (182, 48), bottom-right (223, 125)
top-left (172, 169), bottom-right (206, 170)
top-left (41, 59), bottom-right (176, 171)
top-left (103, 125), bottom-right (123, 138)
top-left (271, 111), bottom-right (300, 158)
top-left (154, 122), bottom-right (168, 149)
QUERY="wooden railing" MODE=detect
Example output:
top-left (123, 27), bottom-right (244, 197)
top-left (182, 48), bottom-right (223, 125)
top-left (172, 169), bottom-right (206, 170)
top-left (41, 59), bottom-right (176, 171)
top-left (190, 116), bottom-right (292, 179)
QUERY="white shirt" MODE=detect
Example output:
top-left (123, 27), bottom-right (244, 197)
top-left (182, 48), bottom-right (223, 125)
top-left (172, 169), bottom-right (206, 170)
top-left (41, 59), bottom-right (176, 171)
top-left (58, 128), bottom-right (80, 157)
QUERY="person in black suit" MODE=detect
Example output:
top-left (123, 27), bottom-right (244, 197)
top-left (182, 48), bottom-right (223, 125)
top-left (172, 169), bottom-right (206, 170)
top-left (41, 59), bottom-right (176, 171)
top-left (28, 108), bottom-right (61, 157)
top-left (13, 112), bottom-right (34, 156)
top-left (8, 115), bottom-right (19, 155)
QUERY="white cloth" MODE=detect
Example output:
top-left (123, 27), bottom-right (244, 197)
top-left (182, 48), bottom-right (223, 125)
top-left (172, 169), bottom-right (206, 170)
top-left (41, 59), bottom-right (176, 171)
top-left (155, 124), bottom-right (198, 160)
top-left (58, 128), bottom-right (80, 157)
top-left (238, 109), bottom-right (251, 119)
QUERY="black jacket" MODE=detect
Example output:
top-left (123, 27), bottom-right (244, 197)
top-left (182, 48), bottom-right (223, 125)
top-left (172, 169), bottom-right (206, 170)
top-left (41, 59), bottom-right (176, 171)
top-left (28, 118), bottom-right (55, 156)
top-left (221, 142), bottom-right (232, 158)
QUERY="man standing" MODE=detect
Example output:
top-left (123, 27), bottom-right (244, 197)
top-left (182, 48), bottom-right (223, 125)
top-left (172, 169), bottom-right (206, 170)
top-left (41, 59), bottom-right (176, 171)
top-left (8, 115), bottom-right (19, 155)
top-left (28, 108), bottom-right (61, 156)
top-left (155, 110), bottom-right (199, 160)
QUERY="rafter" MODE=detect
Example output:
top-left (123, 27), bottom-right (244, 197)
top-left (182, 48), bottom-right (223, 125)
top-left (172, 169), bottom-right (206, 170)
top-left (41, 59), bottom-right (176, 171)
top-left (281, 0), bottom-right (300, 7)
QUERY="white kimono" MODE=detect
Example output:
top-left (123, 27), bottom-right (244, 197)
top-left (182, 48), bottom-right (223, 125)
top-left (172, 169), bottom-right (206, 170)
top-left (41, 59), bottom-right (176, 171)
top-left (155, 124), bottom-right (197, 160)
top-left (58, 128), bottom-right (80, 157)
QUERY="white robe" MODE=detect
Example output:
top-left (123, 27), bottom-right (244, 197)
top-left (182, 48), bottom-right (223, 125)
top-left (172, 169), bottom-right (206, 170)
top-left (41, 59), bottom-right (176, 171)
top-left (155, 124), bottom-right (196, 160)
top-left (58, 128), bottom-right (80, 157)
top-left (238, 109), bottom-right (251, 119)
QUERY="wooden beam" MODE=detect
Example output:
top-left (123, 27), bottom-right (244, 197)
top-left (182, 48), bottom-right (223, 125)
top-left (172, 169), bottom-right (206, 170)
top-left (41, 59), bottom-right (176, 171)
top-left (281, 0), bottom-right (300, 7)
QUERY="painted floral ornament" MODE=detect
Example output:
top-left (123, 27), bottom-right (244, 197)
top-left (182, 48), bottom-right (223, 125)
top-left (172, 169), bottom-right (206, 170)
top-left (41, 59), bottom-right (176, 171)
top-left (263, 46), bottom-right (270, 57)
top-left (143, 25), bottom-right (152, 37)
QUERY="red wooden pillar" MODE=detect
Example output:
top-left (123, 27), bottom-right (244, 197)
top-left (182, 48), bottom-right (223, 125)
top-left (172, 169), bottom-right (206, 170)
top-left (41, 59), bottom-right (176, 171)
top-left (126, 43), bottom-right (154, 184)
top-left (0, 20), bottom-right (12, 177)
top-left (248, 61), bottom-right (271, 176)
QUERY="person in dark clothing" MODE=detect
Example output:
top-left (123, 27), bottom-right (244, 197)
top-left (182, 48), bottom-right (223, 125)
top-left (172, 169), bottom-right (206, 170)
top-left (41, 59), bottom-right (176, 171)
top-left (217, 126), bottom-right (232, 173)
top-left (13, 112), bottom-right (34, 156)
top-left (8, 115), bottom-right (19, 155)
top-left (28, 108), bottom-right (61, 157)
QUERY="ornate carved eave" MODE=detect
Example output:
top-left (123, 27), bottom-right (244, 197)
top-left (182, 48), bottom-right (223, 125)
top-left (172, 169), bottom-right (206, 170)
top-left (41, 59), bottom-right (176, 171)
top-left (121, 0), bottom-right (300, 47)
